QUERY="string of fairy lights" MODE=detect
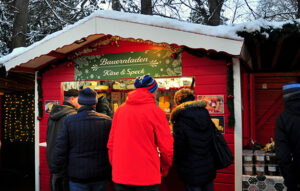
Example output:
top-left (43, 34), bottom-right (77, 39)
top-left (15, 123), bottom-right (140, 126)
top-left (3, 91), bottom-right (35, 142)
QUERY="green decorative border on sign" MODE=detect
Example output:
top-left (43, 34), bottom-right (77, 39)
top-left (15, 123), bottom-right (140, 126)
top-left (74, 49), bottom-right (182, 80)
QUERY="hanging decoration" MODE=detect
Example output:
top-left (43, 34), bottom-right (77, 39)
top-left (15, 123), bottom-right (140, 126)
top-left (227, 61), bottom-right (235, 128)
top-left (37, 72), bottom-right (43, 120)
top-left (68, 36), bottom-right (183, 60)
top-left (3, 91), bottom-right (35, 142)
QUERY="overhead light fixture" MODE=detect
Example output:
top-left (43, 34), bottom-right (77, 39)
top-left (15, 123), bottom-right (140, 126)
top-left (75, 38), bottom-right (87, 44)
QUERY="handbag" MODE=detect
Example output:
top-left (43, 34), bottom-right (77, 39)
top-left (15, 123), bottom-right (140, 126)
top-left (211, 122), bottom-right (233, 170)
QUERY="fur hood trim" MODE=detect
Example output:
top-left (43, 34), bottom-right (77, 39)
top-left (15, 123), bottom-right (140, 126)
top-left (170, 100), bottom-right (206, 124)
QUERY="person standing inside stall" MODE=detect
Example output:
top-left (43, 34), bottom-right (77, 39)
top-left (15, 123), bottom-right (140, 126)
top-left (47, 89), bottom-right (80, 191)
top-left (51, 87), bottom-right (112, 191)
top-left (96, 95), bottom-right (113, 118)
top-left (275, 83), bottom-right (300, 191)
top-left (107, 75), bottom-right (174, 191)
top-left (170, 88), bottom-right (216, 191)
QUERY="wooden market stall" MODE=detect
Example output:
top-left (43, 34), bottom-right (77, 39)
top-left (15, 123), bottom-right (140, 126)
top-left (0, 10), bottom-right (244, 191)
top-left (239, 22), bottom-right (300, 191)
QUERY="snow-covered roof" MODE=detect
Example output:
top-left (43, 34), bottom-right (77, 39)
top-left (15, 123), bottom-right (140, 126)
top-left (2, 10), bottom-right (295, 72)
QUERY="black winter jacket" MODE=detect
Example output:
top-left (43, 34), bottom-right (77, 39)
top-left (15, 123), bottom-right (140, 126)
top-left (51, 106), bottom-right (112, 183)
top-left (46, 102), bottom-right (77, 171)
top-left (275, 93), bottom-right (300, 191)
top-left (96, 96), bottom-right (113, 118)
top-left (170, 100), bottom-right (216, 186)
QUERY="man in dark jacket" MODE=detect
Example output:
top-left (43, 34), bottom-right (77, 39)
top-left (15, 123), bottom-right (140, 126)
top-left (51, 87), bottom-right (112, 191)
top-left (170, 88), bottom-right (216, 191)
top-left (275, 83), bottom-right (300, 191)
top-left (47, 89), bottom-right (79, 191)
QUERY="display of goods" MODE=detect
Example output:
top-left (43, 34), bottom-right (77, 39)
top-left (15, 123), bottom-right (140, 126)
top-left (255, 164), bottom-right (265, 176)
top-left (243, 150), bottom-right (253, 164)
top-left (254, 150), bottom-right (265, 164)
top-left (267, 164), bottom-right (278, 176)
top-left (243, 164), bottom-right (254, 175)
top-left (159, 96), bottom-right (171, 113)
top-left (266, 152), bottom-right (277, 164)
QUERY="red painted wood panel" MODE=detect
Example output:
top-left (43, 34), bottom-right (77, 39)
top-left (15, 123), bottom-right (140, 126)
top-left (251, 74), bottom-right (299, 144)
top-left (39, 42), bottom-right (233, 191)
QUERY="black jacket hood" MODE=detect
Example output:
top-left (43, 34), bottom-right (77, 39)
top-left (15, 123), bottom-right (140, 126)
top-left (170, 100), bottom-right (209, 130)
top-left (49, 104), bottom-right (77, 121)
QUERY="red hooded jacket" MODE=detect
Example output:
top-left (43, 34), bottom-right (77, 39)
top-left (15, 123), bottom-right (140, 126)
top-left (107, 88), bottom-right (174, 185)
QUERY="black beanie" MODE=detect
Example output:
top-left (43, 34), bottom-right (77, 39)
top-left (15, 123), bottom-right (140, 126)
top-left (78, 87), bottom-right (98, 106)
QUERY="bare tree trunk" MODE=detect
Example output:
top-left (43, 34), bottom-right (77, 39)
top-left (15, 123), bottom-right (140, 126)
top-left (297, 0), bottom-right (300, 18)
top-left (141, 0), bottom-right (152, 15)
top-left (11, 0), bottom-right (29, 50)
top-left (207, 0), bottom-right (224, 26)
top-left (112, 0), bottom-right (121, 11)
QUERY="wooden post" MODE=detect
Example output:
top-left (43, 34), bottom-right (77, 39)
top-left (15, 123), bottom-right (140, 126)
top-left (233, 58), bottom-right (243, 191)
top-left (34, 71), bottom-right (40, 191)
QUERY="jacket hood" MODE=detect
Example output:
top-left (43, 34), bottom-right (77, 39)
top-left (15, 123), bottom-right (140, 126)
top-left (126, 88), bottom-right (156, 105)
top-left (49, 104), bottom-right (76, 121)
top-left (170, 100), bottom-right (207, 124)
top-left (285, 94), bottom-right (300, 116)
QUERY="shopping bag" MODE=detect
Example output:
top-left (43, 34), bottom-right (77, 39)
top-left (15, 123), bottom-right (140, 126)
top-left (211, 122), bottom-right (233, 170)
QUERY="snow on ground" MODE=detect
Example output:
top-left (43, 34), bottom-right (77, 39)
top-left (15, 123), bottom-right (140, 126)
top-left (1, 10), bottom-right (299, 64)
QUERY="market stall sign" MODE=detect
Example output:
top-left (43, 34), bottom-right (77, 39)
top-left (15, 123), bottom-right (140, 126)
top-left (74, 49), bottom-right (182, 80)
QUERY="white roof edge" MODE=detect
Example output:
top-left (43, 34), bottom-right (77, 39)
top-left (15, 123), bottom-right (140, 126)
top-left (1, 10), bottom-right (244, 71)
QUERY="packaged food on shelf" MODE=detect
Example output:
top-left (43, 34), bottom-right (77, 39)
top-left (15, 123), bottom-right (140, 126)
top-left (255, 164), bottom-right (265, 176)
top-left (243, 150), bottom-right (253, 164)
top-left (266, 152), bottom-right (277, 164)
top-left (159, 96), bottom-right (171, 113)
top-left (267, 164), bottom-right (278, 176)
top-left (243, 164), bottom-right (254, 176)
top-left (254, 150), bottom-right (265, 164)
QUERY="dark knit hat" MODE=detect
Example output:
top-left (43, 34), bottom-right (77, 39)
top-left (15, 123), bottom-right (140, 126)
top-left (283, 83), bottom-right (300, 101)
top-left (134, 75), bottom-right (158, 93)
top-left (78, 87), bottom-right (98, 106)
top-left (64, 89), bottom-right (79, 97)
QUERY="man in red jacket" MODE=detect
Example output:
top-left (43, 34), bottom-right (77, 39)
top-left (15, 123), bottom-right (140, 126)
top-left (107, 75), bottom-right (174, 191)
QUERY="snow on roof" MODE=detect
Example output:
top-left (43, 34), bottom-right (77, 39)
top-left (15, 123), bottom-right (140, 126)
top-left (1, 10), bottom-right (299, 70)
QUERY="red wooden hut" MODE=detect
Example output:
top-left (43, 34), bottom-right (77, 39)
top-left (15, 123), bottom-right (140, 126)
top-left (1, 10), bottom-right (245, 191)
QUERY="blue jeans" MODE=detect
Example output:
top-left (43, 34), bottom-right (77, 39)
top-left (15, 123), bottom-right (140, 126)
top-left (69, 180), bottom-right (107, 191)
top-left (185, 181), bottom-right (214, 191)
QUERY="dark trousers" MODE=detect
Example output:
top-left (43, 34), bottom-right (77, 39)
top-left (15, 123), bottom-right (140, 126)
top-left (50, 173), bottom-right (69, 191)
top-left (114, 183), bottom-right (159, 191)
top-left (184, 181), bottom-right (214, 191)
top-left (69, 180), bottom-right (107, 191)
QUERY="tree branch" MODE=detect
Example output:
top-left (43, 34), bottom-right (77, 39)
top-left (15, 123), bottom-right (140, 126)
top-left (44, 0), bottom-right (68, 24)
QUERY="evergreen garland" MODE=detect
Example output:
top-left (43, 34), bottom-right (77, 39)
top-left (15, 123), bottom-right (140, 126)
top-left (227, 62), bottom-right (235, 128)
top-left (37, 72), bottom-right (43, 120)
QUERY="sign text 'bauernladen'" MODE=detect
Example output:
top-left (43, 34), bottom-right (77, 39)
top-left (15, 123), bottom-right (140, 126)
top-left (74, 49), bottom-right (182, 80)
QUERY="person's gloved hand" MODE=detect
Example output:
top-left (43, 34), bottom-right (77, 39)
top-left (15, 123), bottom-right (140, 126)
top-left (51, 173), bottom-right (63, 191)
top-left (161, 167), bottom-right (169, 177)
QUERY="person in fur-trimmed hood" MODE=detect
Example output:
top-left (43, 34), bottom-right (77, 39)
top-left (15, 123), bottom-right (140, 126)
top-left (170, 88), bottom-right (216, 191)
